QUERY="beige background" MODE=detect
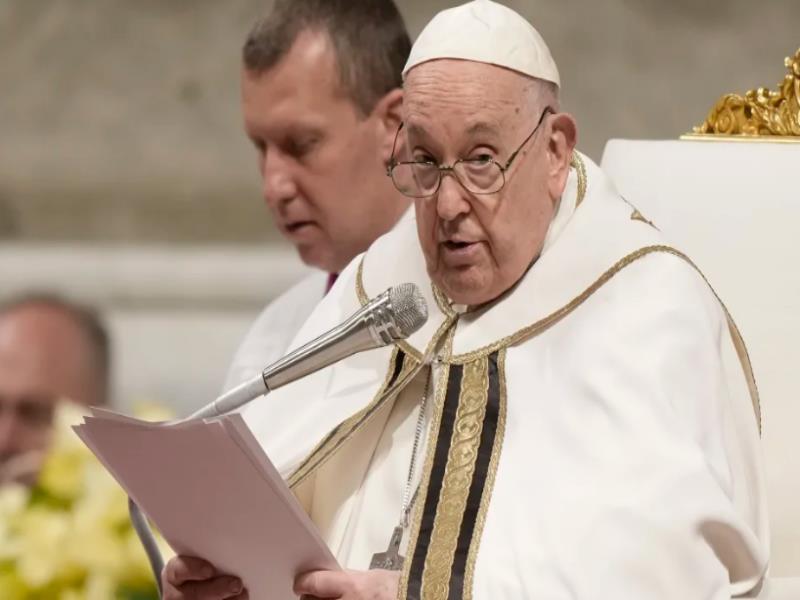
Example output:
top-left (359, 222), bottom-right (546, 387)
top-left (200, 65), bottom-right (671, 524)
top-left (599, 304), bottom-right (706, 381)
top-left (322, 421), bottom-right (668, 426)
top-left (1, 0), bottom-right (798, 244)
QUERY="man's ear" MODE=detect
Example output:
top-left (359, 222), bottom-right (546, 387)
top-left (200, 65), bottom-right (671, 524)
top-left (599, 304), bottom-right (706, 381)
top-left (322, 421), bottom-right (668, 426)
top-left (545, 112), bottom-right (578, 201)
top-left (370, 87), bottom-right (404, 165)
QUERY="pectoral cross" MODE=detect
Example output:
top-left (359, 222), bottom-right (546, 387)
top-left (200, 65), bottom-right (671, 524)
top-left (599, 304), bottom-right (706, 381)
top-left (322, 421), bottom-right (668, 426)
top-left (369, 525), bottom-right (404, 571)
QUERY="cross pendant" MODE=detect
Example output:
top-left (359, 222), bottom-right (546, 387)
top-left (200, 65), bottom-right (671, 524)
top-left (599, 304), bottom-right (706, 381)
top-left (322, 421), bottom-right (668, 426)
top-left (369, 525), bottom-right (405, 571)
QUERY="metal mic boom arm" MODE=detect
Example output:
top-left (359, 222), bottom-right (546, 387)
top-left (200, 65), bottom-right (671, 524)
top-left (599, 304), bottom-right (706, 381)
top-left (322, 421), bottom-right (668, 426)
top-left (188, 287), bottom-right (398, 421)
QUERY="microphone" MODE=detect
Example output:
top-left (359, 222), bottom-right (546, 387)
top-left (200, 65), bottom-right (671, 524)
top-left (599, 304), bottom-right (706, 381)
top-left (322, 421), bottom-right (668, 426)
top-left (188, 282), bottom-right (428, 420)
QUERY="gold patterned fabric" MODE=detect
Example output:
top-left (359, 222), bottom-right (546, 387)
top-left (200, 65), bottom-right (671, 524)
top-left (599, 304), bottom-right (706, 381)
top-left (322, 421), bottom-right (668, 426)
top-left (400, 351), bottom-right (506, 600)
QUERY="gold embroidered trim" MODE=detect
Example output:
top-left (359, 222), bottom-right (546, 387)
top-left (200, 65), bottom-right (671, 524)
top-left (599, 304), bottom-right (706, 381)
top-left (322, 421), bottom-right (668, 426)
top-left (355, 256), bottom-right (370, 307)
top-left (630, 208), bottom-right (657, 229)
top-left (398, 324), bottom-right (456, 600)
top-left (287, 346), bottom-right (415, 489)
top-left (432, 280), bottom-right (456, 318)
top-left (463, 348), bottom-right (508, 600)
top-left (571, 152), bottom-right (588, 208)
top-left (421, 357), bottom-right (490, 599)
top-left (447, 245), bottom-right (761, 434)
top-left (723, 304), bottom-right (762, 436)
top-left (449, 246), bottom-right (664, 364)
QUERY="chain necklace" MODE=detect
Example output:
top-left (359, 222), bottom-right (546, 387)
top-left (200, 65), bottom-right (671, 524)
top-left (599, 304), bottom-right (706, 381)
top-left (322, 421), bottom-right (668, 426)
top-left (369, 372), bottom-right (431, 571)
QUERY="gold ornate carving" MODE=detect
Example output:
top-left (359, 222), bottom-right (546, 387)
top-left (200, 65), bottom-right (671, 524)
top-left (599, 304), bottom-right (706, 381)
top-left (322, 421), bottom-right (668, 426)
top-left (689, 48), bottom-right (800, 139)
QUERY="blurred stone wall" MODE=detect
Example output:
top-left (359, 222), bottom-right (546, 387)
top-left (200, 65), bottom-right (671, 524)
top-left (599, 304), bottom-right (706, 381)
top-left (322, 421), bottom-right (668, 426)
top-left (1, 0), bottom-right (798, 244)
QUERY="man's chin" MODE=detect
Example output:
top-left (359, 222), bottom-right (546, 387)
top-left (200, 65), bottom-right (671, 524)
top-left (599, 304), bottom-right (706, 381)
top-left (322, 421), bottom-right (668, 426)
top-left (436, 267), bottom-right (496, 307)
top-left (296, 243), bottom-right (340, 274)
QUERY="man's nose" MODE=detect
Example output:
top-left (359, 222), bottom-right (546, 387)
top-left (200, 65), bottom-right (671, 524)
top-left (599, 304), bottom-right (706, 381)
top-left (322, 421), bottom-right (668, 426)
top-left (435, 172), bottom-right (472, 222)
top-left (261, 149), bottom-right (298, 208)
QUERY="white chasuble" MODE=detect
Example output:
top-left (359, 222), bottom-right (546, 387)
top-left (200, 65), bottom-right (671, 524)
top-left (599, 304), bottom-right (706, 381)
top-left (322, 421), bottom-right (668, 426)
top-left (243, 153), bottom-right (768, 599)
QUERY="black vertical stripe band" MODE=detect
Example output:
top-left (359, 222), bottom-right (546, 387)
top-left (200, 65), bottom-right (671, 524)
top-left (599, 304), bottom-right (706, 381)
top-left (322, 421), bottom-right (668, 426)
top-left (406, 363), bottom-right (464, 600)
top-left (388, 349), bottom-right (406, 388)
top-left (288, 347), bottom-right (409, 489)
top-left (447, 352), bottom-right (500, 599)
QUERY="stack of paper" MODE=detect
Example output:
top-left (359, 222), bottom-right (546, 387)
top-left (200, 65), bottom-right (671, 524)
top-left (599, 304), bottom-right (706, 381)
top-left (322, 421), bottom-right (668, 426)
top-left (75, 409), bottom-right (338, 599)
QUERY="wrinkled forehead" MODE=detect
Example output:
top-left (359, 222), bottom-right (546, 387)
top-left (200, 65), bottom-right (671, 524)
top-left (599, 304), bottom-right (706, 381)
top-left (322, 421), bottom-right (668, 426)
top-left (403, 59), bottom-right (534, 138)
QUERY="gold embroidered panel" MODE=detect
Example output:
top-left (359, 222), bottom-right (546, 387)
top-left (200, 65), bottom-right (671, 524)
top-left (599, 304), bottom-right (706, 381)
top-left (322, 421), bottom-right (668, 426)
top-left (400, 350), bottom-right (507, 600)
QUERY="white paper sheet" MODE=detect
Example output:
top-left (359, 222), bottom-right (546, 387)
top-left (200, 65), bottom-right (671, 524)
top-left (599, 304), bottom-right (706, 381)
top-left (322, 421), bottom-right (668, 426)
top-left (75, 412), bottom-right (338, 599)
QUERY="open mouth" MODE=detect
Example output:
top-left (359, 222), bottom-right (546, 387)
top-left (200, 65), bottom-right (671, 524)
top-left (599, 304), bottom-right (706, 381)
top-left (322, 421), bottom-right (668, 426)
top-left (443, 240), bottom-right (474, 250)
top-left (286, 221), bottom-right (314, 233)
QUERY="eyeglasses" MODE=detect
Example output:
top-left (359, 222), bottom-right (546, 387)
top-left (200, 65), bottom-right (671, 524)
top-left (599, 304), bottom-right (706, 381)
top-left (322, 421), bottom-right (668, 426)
top-left (386, 107), bottom-right (553, 198)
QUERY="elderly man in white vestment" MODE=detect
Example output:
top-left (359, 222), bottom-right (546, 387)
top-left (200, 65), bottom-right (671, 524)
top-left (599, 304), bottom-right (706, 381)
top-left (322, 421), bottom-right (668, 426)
top-left (163, 1), bottom-right (769, 599)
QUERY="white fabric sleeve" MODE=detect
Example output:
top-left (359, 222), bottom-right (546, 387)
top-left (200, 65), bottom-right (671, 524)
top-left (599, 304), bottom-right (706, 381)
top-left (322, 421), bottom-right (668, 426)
top-left (563, 254), bottom-right (769, 599)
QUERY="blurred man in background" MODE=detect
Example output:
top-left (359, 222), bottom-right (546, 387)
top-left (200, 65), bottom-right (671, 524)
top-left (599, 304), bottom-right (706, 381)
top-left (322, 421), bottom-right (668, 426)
top-left (223, 0), bottom-right (412, 390)
top-left (0, 293), bottom-right (110, 485)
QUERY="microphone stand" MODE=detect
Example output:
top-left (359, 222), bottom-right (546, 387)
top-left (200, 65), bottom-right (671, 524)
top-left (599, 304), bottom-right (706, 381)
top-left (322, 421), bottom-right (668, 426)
top-left (129, 498), bottom-right (166, 595)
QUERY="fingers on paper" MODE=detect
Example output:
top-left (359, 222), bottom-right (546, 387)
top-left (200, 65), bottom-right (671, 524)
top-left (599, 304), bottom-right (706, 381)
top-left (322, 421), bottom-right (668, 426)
top-left (294, 570), bottom-right (351, 598)
top-left (164, 555), bottom-right (220, 585)
top-left (164, 575), bottom-right (245, 600)
top-left (162, 555), bottom-right (246, 600)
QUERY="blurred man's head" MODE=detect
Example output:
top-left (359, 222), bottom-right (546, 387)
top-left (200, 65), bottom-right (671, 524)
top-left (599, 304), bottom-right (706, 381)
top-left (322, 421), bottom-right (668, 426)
top-left (0, 294), bottom-right (110, 473)
top-left (241, 0), bottom-right (412, 273)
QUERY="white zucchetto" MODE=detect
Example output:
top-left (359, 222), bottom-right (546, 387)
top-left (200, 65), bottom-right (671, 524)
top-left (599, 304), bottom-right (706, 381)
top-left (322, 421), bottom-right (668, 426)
top-left (403, 0), bottom-right (560, 87)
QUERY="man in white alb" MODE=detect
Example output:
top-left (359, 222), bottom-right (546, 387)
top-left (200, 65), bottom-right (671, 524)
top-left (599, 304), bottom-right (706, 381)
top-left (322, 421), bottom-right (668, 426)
top-left (224, 0), bottom-right (412, 390)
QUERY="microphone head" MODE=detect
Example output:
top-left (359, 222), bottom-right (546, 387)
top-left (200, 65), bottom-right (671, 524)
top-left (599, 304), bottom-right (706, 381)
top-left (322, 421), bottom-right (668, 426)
top-left (388, 283), bottom-right (428, 338)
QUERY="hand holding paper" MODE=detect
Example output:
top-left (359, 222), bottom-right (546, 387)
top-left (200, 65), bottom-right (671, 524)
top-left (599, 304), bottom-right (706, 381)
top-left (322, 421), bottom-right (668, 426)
top-left (75, 409), bottom-right (338, 600)
top-left (161, 555), bottom-right (245, 600)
